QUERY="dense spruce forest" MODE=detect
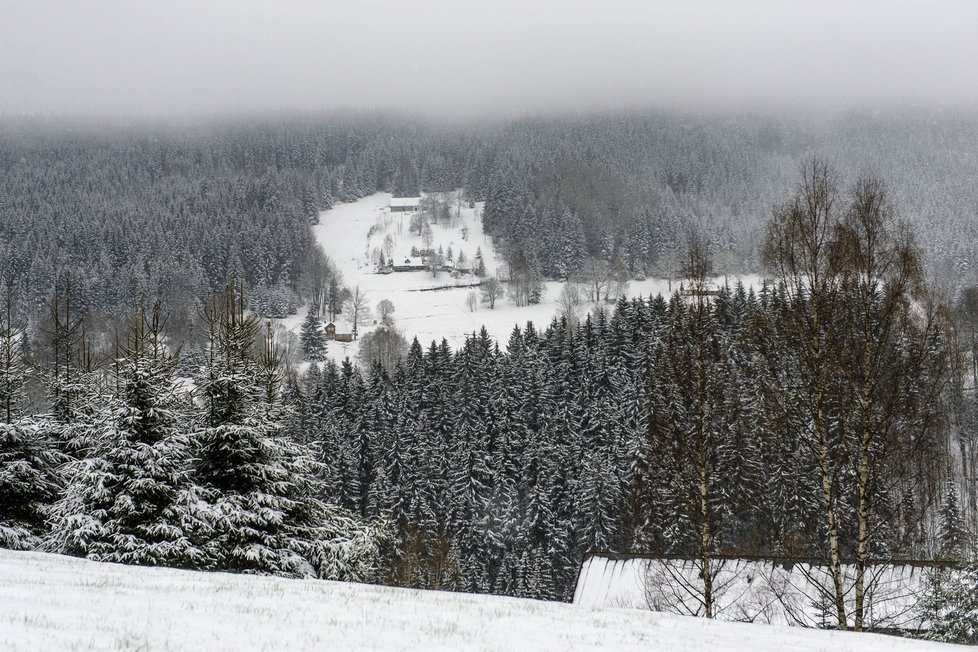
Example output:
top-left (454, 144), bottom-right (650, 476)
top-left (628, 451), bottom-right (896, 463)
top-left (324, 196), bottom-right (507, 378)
top-left (2, 112), bottom-right (978, 639)
top-left (3, 110), bottom-right (978, 331)
top-left (292, 164), bottom-right (973, 617)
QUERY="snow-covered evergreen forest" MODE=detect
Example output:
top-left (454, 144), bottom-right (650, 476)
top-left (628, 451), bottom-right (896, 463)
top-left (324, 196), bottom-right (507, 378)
top-left (3, 110), bottom-right (978, 330)
top-left (1, 285), bottom-right (383, 580)
top-left (2, 113), bottom-right (978, 643)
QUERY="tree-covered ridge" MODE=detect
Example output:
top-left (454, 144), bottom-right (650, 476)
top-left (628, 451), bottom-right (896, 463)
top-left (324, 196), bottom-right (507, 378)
top-left (3, 110), bottom-right (978, 329)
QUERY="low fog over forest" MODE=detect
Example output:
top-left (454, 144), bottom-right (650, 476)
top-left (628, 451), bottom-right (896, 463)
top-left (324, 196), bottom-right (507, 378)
top-left (3, 1), bottom-right (978, 648)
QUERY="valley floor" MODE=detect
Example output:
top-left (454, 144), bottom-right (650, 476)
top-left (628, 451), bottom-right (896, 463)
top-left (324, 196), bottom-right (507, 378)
top-left (0, 549), bottom-right (959, 651)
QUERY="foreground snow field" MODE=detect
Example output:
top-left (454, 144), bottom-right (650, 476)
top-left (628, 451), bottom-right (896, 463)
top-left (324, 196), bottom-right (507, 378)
top-left (0, 550), bottom-right (959, 651)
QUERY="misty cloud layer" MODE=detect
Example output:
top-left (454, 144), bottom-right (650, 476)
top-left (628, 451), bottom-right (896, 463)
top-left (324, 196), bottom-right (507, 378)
top-left (2, 0), bottom-right (977, 117)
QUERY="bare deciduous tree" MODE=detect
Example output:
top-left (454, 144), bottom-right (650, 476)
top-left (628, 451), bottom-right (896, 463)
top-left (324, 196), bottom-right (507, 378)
top-left (377, 299), bottom-right (395, 324)
top-left (556, 282), bottom-right (583, 329)
top-left (480, 277), bottom-right (505, 310)
top-left (763, 160), bottom-right (952, 631)
top-left (299, 245), bottom-right (337, 316)
top-left (680, 230), bottom-right (719, 619)
top-left (763, 157), bottom-right (848, 629)
top-left (347, 286), bottom-right (371, 340)
top-left (831, 176), bottom-right (949, 630)
top-left (607, 259), bottom-right (631, 303)
top-left (577, 257), bottom-right (610, 303)
top-left (359, 323), bottom-right (408, 371)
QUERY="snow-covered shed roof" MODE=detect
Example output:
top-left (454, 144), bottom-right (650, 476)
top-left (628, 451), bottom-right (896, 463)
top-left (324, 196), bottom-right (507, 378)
top-left (574, 553), bottom-right (954, 632)
top-left (390, 196), bottom-right (422, 208)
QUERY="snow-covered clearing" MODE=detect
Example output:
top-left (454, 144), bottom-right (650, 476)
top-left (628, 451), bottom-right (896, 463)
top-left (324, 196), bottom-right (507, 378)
top-left (0, 549), bottom-right (959, 651)
top-left (293, 192), bottom-right (762, 361)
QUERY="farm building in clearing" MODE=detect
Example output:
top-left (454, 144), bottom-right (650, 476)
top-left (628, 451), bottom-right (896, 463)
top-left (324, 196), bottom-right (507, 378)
top-left (392, 256), bottom-right (427, 272)
top-left (390, 196), bottom-right (422, 213)
top-left (574, 552), bottom-right (958, 635)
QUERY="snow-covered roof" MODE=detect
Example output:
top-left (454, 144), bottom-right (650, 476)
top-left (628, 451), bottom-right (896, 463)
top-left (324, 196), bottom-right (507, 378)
top-left (390, 196), bottom-right (422, 208)
top-left (396, 256), bottom-right (426, 267)
top-left (574, 554), bottom-right (951, 631)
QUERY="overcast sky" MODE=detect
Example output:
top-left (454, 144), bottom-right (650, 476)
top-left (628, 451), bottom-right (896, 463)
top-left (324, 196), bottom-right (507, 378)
top-left (1, 0), bottom-right (977, 118)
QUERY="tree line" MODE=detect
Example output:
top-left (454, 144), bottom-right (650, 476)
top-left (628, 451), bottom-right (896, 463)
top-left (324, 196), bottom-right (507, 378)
top-left (0, 284), bottom-right (383, 580)
top-left (4, 109), bottom-right (978, 340)
top-left (287, 162), bottom-right (973, 634)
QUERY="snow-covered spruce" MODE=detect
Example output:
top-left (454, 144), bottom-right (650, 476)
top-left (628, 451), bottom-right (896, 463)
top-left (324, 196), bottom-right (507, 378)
top-left (299, 303), bottom-right (328, 361)
top-left (0, 307), bottom-right (67, 551)
top-left (0, 420), bottom-right (66, 550)
top-left (924, 562), bottom-right (978, 644)
top-left (192, 287), bottom-right (382, 580)
top-left (45, 306), bottom-right (206, 568)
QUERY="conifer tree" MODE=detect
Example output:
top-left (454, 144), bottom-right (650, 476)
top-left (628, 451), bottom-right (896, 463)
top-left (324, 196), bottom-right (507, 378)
top-left (46, 303), bottom-right (206, 568)
top-left (938, 481), bottom-right (968, 561)
top-left (924, 563), bottom-right (978, 645)
top-left (193, 284), bottom-right (382, 580)
top-left (300, 303), bottom-right (328, 360)
top-left (0, 298), bottom-right (67, 550)
top-left (0, 418), bottom-right (66, 550)
top-left (474, 249), bottom-right (487, 278)
top-left (0, 294), bottom-right (29, 423)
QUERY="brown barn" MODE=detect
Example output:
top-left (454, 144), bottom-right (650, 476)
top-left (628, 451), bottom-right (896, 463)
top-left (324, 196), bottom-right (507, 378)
top-left (325, 323), bottom-right (336, 340)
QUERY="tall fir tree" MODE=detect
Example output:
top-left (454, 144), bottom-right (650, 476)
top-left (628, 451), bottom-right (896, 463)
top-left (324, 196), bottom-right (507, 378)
top-left (300, 303), bottom-right (328, 361)
top-left (0, 304), bottom-right (66, 551)
top-left (193, 285), bottom-right (383, 580)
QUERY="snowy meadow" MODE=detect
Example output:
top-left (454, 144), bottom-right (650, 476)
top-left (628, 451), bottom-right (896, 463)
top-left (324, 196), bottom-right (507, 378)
top-left (0, 549), bottom-right (960, 652)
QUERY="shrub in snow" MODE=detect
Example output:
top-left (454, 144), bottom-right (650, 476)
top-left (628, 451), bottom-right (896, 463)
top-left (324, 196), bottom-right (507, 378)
top-left (924, 563), bottom-right (978, 644)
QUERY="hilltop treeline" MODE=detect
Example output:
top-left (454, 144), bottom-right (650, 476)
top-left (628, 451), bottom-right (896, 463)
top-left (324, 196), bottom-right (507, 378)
top-left (3, 110), bottom-right (978, 332)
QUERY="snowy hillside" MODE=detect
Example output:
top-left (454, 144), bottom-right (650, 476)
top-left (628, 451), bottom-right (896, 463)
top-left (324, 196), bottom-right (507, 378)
top-left (299, 192), bottom-right (762, 360)
top-left (0, 550), bottom-right (960, 652)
